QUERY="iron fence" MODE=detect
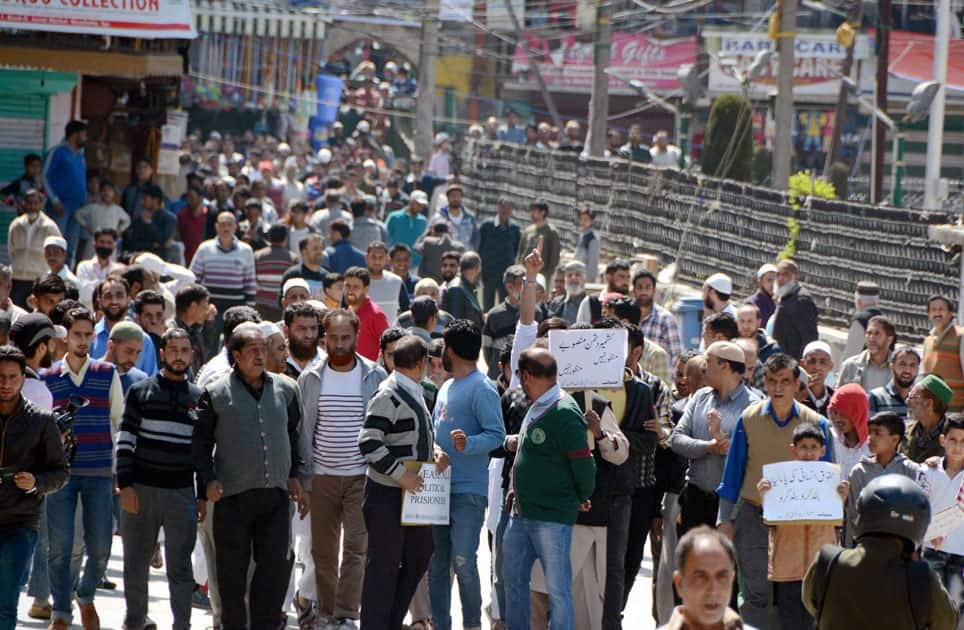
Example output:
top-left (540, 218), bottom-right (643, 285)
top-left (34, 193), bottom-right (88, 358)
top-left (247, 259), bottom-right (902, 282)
top-left (460, 142), bottom-right (958, 344)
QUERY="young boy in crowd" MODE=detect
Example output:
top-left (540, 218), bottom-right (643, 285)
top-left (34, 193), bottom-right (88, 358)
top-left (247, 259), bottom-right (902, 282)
top-left (758, 423), bottom-right (848, 630)
top-left (845, 411), bottom-right (922, 546)
top-left (920, 413), bottom-right (964, 613)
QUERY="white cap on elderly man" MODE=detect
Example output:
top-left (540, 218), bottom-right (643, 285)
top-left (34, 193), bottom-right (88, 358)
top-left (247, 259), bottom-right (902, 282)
top-left (705, 272), bottom-right (732, 295)
top-left (43, 236), bottom-right (67, 251)
top-left (563, 260), bottom-right (587, 274)
top-left (283, 278), bottom-right (310, 296)
top-left (757, 263), bottom-right (778, 278)
top-left (260, 321), bottom-right (282, 337)
top-left (535, 274), bottom-right (547, 290)
top-left (802, 340), bottom-right (833, 359)
top-left (411, 190), bottom-right (429, 206)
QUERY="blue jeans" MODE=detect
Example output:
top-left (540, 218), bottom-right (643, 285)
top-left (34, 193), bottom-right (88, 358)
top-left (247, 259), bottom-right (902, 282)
top-left (0, 527), bottom-right (38, 630)
top-left (46, 475), bottom-right (114, 623)
top-left (503, 516), bottom-right (574, 630)
top-left (27, 498), bottom-right (49, 601)
top-left (429, 493), bottom-right (486, 630)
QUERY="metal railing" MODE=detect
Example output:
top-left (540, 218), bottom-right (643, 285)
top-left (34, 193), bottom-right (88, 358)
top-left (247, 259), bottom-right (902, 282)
top-left (460, 141), bottom-right (958, 343)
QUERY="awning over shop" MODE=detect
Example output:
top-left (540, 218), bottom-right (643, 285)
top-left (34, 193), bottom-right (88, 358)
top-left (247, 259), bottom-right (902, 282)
top-left (192, 1), bottom-right (326, 40)
top-left (0, 47), bottom-right (183, 79)
top-left (884, 29), bottom-right (964, 92)
top-left (0, 69), bottom-right (77, 96)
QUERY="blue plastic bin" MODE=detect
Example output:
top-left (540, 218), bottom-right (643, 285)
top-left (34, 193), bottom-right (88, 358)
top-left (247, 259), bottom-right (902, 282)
top-left (674, 296), bottom-right (704, 350)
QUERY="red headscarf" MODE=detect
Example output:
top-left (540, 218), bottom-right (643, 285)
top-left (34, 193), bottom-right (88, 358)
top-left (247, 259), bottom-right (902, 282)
top-left (828, 383), bottom-right (870, 445)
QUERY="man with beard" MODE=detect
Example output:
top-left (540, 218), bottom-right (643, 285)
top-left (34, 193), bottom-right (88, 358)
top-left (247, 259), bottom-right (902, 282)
top-left (701, 273), bottom-right (737, 318)
top-left (261, 321), bottom-right (288, 375)
top-left (800, 341), bottom-right (835, 416)
top-left (298, 309), bottom-right (386, 629)
top-left (193, 324), bottom-right (306, 630)
top-left (577, 259), bottom-right (631, 325)
top-left (366, 241), bottom-right (408, 323)
top-left (90, 277), bottom-right (158, 376)
top-left (482, 265), bottom-right (528, 380)
top-left (634, 268), bottom-right (682, 363)
top-left (9, 313), bottom-right (63, 409)
top-left (770, 259), bottom-right (818, 360)
top-left (116, 329), bottom-right (201, 630)
top-left (284, 303), bottom-right (323, 379)
top-left (43, 307), bottom-right (124, 630)
top-left (9, 313), bottom-right (64, 620)
top-left (281, 233), bottom-right (329, 303)
top-left (414, 225), bottom-right (465, 285)
top-left (343, 266), bottom-right (390, 362)
top-left (441, 252), bottom-right (484, 329)
top-left (105, 321), bottom-right (149, 394)
top-left (869, 346), bottom-right (920, 422)
top-left (8, 189), bottom-right (62, 307)
top-left (548, 260), bottom-right (587, 325)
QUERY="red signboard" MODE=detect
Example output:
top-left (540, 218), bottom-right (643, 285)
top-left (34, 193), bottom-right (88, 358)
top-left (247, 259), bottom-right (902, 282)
top-left (512, 32), bottom-right (698, 93)
top-left (0, 0), bottom-right (195, 39)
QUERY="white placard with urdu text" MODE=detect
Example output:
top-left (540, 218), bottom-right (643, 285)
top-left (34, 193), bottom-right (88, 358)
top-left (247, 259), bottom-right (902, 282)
top-left (548, 328), bottom-right (628, 389)
top-left (401, 463), bottom-right (451, 526)
top-left (761, 461), bottom-right (843, 524)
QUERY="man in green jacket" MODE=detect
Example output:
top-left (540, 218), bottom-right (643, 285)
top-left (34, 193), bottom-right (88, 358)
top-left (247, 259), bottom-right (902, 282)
top-left (503, 345), bottom-right (595, 630)
top-left (515, 199), bottom-right (561, 283)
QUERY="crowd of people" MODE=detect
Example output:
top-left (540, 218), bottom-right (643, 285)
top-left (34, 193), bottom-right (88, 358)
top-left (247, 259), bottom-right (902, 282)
top-left (1, 114), bottom-right (963, 630)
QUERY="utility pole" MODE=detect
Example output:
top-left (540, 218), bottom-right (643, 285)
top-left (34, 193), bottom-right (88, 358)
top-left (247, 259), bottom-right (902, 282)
top-left (924, 0), bottom-right (950, 209)
top-left (823, 4), bottom-right (864, 174)
top-left (469, 0), bottom-right (485, 122)
top-left (772, 0), bottom-right (796, 188)
top-left (587, 0), bottom-right (612, 157)
top-left (503, 0), bottom-right (563, 129)
top-left (415, 0), bottom-right (440, 160)
top-left (871, 0), bottom-right (891, 204)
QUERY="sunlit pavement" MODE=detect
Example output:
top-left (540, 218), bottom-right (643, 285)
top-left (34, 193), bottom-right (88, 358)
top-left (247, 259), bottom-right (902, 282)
top-left (16, 531), bottom-right (656, 629)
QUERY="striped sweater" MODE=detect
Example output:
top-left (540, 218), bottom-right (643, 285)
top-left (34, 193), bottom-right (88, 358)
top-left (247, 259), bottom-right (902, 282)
top-left (254, 245), bottom-right (297, 316)
top-left (189, 237), bottom-right (257, 306)
top-left (44, 360), bottom-right (116, 477)
top-left (358, 371), bottom-right (434, 487)
top-left (116, 374), bottom-right (201, 490)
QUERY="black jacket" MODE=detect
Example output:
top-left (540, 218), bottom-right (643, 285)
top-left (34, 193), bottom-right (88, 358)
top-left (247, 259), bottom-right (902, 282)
top-left (572, 391), bottom-right (618, 527)
top-left (0, 397), bottom-right (69, 533)
top-left (611, 375), bottom-right (658, 496)
top-left (772, 284), bottom-right (819, 359)
top-left (441, 276), bottom-right (483, 328)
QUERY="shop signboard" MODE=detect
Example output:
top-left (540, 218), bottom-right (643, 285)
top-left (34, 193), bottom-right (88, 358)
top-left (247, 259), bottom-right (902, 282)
top-left (0, 0), bottom-right (196, 39)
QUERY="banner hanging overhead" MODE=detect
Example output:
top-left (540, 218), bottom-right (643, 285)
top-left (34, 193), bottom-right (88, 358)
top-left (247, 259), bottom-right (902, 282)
top-left (510, 32), bottom-right (697, 94)
top-left (0, 0), bottom-right (197, 39)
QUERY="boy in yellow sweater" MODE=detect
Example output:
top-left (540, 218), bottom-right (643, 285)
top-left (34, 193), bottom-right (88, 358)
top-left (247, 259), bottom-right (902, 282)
top-left (758, 423), bottom-right (848, 630)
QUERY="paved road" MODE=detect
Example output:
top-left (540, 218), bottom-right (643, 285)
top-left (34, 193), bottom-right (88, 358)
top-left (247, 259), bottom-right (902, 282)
top-left (16, 530), bottom-right (656, 629)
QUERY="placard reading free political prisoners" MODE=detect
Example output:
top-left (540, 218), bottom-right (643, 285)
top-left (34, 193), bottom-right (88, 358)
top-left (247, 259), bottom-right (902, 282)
top-left (548, 328), bottom-right (628, 389)
top-left (761, 461), bottom-right (843, 525)
top-left (401, 462), bottom-right (451, 526)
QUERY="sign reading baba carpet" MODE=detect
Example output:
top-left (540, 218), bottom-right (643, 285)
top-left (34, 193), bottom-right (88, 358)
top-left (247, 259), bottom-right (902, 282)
top-left (511, 32), bottom-right (697, 93)
top-left (0, 0), bottom-right (196, 39)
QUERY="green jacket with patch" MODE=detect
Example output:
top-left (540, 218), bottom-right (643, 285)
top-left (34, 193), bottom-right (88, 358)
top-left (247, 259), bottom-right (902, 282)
top-left (512, 394), bottom-right (596, 525)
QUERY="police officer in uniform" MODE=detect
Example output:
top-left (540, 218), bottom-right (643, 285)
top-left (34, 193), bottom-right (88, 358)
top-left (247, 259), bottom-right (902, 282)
top-left (803, 474), bottom-right (959, 629)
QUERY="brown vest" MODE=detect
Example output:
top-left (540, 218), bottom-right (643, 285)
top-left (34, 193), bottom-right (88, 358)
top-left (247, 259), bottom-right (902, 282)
top-left (739, 401), bottom-right (824, 504)
top-left (923, 324), bottom-right (964, 412)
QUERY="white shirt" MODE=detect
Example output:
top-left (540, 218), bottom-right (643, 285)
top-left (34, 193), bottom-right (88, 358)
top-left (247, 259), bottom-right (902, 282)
top-left (22, 377), bottom-right (53, 411)
top-left (0, 299), bottom-right (26, 325)
top-left (831, 427), bottom-right (871, 479)
top-left (197, 350), bottom-right (230, 389)
top-left (77, 258), bottom-right (124, 307)
top-left (369, 271), bottom-right (403, 323)
top-left (921, 459), bottom-right (964, 555)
